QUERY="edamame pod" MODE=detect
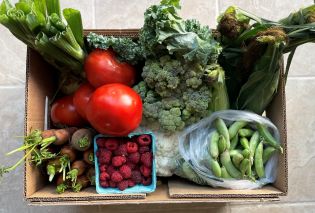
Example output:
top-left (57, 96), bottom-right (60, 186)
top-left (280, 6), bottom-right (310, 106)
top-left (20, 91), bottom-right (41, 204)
top-left (242, 149), bottom-right (250, 159)
top-left (208, 130), bottom-right (219, 159)
top-left (263, 146), bottom-right (277, 164)
top-left (215, 118), bottom-right (230, 149)
top-left (249, 131), bottom-right (260, 163)
top-left (240, 158), bottom-right (250, 177)
top-left (254, 142), bottom-right (265, 178)
top-left (229, 134), bottom-right (239, 150)
top-left (232, 153), bottom-right (244, 168)
top-left (220, 151), bottom-right (242, 179)
top-left (256, 123), bottom-right (283, 153)
top-left (218, 135), bottom-right (227, 154)
top-left (240, 137), bottom-right (250, 150)
top-left (239, 128), bottom-right (254, 137)
top-left (210, 159), bottom-right (222, 178)
top-left (221, 166), bottom-right (232, 179)
top-left (230, 149), bottom-right (242, 156)
top-left (228, 120), bottom-right (248, 139)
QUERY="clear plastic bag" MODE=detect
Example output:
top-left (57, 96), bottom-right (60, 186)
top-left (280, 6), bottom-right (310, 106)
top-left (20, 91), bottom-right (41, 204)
top-left (176, 110), bottom-right (281, 190)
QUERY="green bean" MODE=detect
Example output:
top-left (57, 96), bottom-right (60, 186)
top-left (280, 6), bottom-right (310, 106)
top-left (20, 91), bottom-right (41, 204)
top-left (229, 134), bottom-right (239, 150)
top-left (240, 159), bottom-right (250, 177)
top-left (263, 146), bottom-right (277, 164)
top-left (215, 118), bottom-right (230, 149)
top-left (228, 120), bottom-right (248, 139)
top-left (221, 166), bottom-right (232, 179)
top-left (218, 135), bottom-right (227, 154)
top-left (208, 130), bottom-right (219, 159)
top-left (256, 123), bottom-right (283, 153)
top-left (242, 149), bottom-right (250, 159)
top-left (210, 159), bottom-right (221, 178)
top-left (254, 142), bottom-right (265, 178)
top-left (239, 128), bottom-right (254, 137)
top-left (220, 151), bottom-right (241, 179)
top-left (232, 153), bottom-right (244, 168)
top-left (229, 149), bottom-right (242, 157)
top-left (240, 137), bottom-right (250, 150)
top-left (249, 131), bottom-right (260, 163)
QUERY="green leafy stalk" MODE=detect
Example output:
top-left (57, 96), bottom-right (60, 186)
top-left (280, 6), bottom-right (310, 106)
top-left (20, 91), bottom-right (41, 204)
top-left (72, 182), bottom-right (82, 192)
top-left (47, 164), bottom-right (56, 182)
top-left (63, 8), bottom-right (84, 48)
top-left (66, 169), bottom-right (78, 186)
top-left (45, 0), bottom-right (61, 17)
top-left (56, 183), bottom-right (68, 194)
top-left (59, 156), bottom-right (71, 181)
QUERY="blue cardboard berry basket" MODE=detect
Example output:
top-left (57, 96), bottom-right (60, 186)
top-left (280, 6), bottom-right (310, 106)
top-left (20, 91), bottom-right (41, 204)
top-left (94, 132), bottom-right (157, 194)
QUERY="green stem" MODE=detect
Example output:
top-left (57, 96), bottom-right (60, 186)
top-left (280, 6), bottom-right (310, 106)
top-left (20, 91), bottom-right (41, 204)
top-left (56, 184), bottom-right (68, 194)
top-left (40, 136), bottom-right (57, 150)
top-left (284, 48), bottom-right (296, 84)
top-left (47, 164), bottom-right (56, 182)
top-left (6, 144), bottom-right (33, 156)
top-left (66, 169), bottom-right (78, 185)
top-left (78, 136), bottom-right (89, 148)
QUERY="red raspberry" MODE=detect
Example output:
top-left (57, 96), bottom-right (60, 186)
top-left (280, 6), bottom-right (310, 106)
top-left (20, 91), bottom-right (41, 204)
top-left (131, 170), bottom-right (142, 184)
top-left (107, 165), bottom-right (116, 176)
top-left (128, 152), bottom-right (140, 164)
top-left (114, 144), bottom-right (128, 156)
top-left (119, 165), bottom-right (132, 179)
top-left (109, 180), bottom-right (117, 188)
top-left (139, 146), bottom-right (150, 154)
top-left (137, 135), bottom-right (152, 146)
top-left (140, 165), bottom-right (152, 177)
top-left (96, 138), bottom-right (106, 147)
top-left (141, 152), bottom-right (152, 167)
top-left (128, 179), bottom-right (136, 187)
top-left (141, 176), bottom-right (152, 186)
top-left (100, 180), bottom-right (109, 188)
top-left (104, 138), bottom-right (119, 151)
top-left (99, 164), bottom-right (107, 173)
top-left (111, 171), bottom-right (123, 183)
top-left (99, 172), bottom-right (110, 181)
top-left (112, 156), bottom-right (126, 167)
top-left (117, 180), bottom-right (129, 191)
top-left (126, 142), bottom-right (138, 153)
top-left (98, 150), bottom-right (112, 164)
top-left (126, 162), bottom-right (137, 170)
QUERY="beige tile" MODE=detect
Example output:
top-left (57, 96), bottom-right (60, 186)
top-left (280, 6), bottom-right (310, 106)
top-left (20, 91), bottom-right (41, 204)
top-left (230, 202), bottom-right (315, 213)
top-left (281, 78), bottom-right (315, 202)
top-left (95, 0), bottom-right (217, 29)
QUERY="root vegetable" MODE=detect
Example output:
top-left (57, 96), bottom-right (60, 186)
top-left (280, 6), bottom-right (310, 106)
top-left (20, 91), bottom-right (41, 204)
top-left (86, 167), bottom-right (95, 186)
top-left (72, 175), bottom-right (90, 192)
top-left (70, 128), bottom-right (94, 151)
top-left (66, 160), bottom-right (87, 185)
top-left (40, 127), bottom-right (78, 149)
top-left (46, 158), bottom-right (62, 182)
top-left (83, 149), bottom-right (94, 165)
top-left (56, 174), bottom-right (70, 194)
top-left (60, 146), bottom-right (77, 162)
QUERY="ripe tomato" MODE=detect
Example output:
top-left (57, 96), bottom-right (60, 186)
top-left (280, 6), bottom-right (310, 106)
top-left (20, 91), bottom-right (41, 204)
top-left (84, 49), bottom-right (136, 88)
top-left (86, 83), bottom-right (142, 136)
top-left (51, 95), bottom-right (86, 127)
top-left (73, 82), bottom-right (95, 120)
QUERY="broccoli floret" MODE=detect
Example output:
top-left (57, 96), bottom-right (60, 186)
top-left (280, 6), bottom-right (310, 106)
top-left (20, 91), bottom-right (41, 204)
top-left (133, 81), bottom-right (148, 99)
top-left (183, 86), bottom-right (211, 114)
top-left (161, 97), bottom-right (184, 110)
top-left (158, 108), bottom-right (185, 132)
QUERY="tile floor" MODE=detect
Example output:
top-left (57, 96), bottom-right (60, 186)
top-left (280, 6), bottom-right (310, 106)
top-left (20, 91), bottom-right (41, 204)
top-left (0, 0), bottom-right (314, 212)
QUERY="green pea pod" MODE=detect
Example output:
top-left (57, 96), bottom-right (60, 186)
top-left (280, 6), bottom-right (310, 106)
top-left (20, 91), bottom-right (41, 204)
top-left (218, 135), bottom-right (227, 154)
top-left (208, 130), bottom-right (219, 159)
top-left (263, 146), bottom-right (277, 164)
top-left (229, 149), bottom-right (242, 156)
top-left (249, 131), bottom-right (260, 163)
top-left (242, 149), bottom-right (250, 159)
top-left (215, 118), bottom-right (230, 149)
top-left (232, 153), bottom-right (244, 168)
top-left (256, 123), bottom-right (283, 153)
top-left (240, 158), bottom-right (250, 177)
top-left (240, 137), bottom-right (250, 150)
top-left (254, 142), bottom-right (265, 178)
top-left (210, 159), bottom-right (222, 178)
top-left (239, 128), bottom-right (254, 137)
top-left (228, 120), bottom-right (248, 139)
top-left (221, 166), bottom-right (232, 179)
top-left (220, 151), bottom-right (242, 179)
top-left (229, 134), bottom-right (239, 150)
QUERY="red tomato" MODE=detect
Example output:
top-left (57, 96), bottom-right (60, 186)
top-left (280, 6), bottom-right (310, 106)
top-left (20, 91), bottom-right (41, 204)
top-left (73, 82), bottom-right (95, 120)
top-left (84, 49), bottom-right (136, 88)
top-left (51, 95), bottom-right (86, 126)
top-left (86, 83), bottom-right (142, 136)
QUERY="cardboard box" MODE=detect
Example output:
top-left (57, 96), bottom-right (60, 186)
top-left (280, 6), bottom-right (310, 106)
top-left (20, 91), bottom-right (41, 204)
top-left (24, 29), bottom-right (287, 205)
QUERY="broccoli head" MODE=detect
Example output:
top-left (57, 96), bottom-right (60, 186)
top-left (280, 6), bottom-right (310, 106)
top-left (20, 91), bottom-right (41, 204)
top-left (158, 108), bottom-right (185, 132)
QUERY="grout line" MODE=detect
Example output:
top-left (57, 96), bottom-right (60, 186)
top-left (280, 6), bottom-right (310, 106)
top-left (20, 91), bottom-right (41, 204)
top-left (287, 76), bottom-right (315, 80)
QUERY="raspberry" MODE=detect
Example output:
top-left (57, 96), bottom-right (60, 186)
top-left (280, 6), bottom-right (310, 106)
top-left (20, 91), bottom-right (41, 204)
top-left (111, 171), bottom-right (123, 183)
top-left (112, 156), bottom-right (126, 167)
top-left (140, 165), bottom-right (152, 177)
top-left (100, 180), bottom-right (109, 188)
top-left (114, 144), bottom-right (128, 156)
top-left (128, 179), bottom-right (136, 187)
top-left (126, 142), bottom-right (138, 153)
top-left (140, 152), bottom-right (152, 167)
top-left (137, 135), bottom-right (152, 146)
top-left (117, 180), bottom-right (129, 191)
top-left (141, 176), bottom-right (152, 186)
top-left (131, 170), bottom-right (142, 184)
top-left (96, 138), bottom-right (106, 147)
top-left (109, 180), bottom-right (117, 188)
top-left (128, 152), bottom-right (140, 164)
top-left (107, 165), bottom-right (116, 176)
top-left (139, 146), bottom-right (150, 154)
top-left (98, 150), bottom-right (112, 164)
top-left (99, 164), bottom-right (107, 173)
top-left (119, 165), bottom-right (132, 179)
top-left (126, 162), bottom-right (137, 170)
top-left (99, 172), bottom-right (110, 181)
top-left (104, 138), bottom-right (119, 151)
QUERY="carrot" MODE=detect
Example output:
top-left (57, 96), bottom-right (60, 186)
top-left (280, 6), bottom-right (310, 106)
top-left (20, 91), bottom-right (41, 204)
top-left (72, 175), bottom-right (90, 192)
top-left (66, 160), bottom-right (87, 185)
top-left (40, 127), bottom-right (78, 149)
top-left (55, 174), bottom-right (70, 194)
top-left (60, 146), bottom-right (77, 162)
top-left (70, 129), bottom-right (94, 151)
top-left (86, 167), bottom-right (95, 186)
top-left (46, 158), bottom-right (62, 182)
top-left (83, 149), bottom-right (94, 165)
